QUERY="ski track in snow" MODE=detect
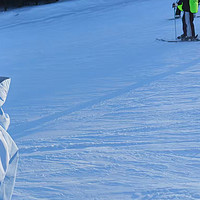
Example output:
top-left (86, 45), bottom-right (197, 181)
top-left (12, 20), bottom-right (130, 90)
top-left (16, 62), bottom-right (200, 200)
top-left (10, 57), bottom-right (200, 139)
top-left (0, 0), bottom-right (135, 31)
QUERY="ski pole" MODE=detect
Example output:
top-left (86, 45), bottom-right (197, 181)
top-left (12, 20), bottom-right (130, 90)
top-left (174, 7), bottom-right (177, 40)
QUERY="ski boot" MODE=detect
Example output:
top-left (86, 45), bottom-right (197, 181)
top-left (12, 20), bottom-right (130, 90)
top-left (177, 34), bottom-right (186, 40)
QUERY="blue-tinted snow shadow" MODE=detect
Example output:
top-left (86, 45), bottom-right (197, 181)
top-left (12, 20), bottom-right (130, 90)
top-left (9, 57), bottom-right (200, 140)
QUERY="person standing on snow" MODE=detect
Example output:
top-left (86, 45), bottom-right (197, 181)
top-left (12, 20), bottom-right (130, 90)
top-left (172, 0), bottom-right (199, 40)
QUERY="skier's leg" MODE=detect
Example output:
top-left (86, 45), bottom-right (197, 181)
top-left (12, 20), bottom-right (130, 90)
top-left (182, 12), bottom-right (187, 36)
top-left (185, 11), bottom-right (192, 37)
top-left (178, 12), bottom-right (187, 39)
top-left (189, 12), bottom-right (195, 37)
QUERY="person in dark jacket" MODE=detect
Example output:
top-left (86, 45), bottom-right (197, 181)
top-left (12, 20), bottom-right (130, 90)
top-left (175, 0), bottom-right (200, 18)
top-left (173, 0), bottom-right (199, 40)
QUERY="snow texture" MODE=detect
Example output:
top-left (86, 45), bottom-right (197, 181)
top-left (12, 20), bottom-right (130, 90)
top-left (1, 0), bottom-right (200, 199)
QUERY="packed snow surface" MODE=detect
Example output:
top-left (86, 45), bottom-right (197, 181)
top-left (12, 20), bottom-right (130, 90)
top-left (1, 0), bottom-right (200, 199)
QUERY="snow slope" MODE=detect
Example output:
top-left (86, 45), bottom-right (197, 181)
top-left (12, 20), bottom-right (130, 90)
top-left (1, 0), bottom-right (200, 199)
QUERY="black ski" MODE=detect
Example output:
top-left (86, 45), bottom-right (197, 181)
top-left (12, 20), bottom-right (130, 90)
top-left (156, 38), bottom-right (200, 43)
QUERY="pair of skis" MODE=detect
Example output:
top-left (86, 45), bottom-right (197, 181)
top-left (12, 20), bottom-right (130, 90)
top-left (159, 13), bottom-right (200, 42)
top-left (156, 37), bottom-right (200, 43)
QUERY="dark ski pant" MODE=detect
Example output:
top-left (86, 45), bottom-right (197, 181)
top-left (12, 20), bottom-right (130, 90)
top-left (182, 11), bottom-right (195, 37)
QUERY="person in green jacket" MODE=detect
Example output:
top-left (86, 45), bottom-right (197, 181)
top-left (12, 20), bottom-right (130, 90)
top-left (173, 0), bottom-right (199, 40)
